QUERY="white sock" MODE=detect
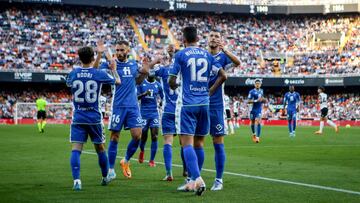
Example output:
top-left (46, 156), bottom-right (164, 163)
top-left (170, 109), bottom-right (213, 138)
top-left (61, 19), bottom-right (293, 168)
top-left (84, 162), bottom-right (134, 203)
top-left (229, 121), bottom-right (234, 133)
top-left (74, 179), bottom-right (81, 184)
top-left (236, 119), bottom-right (240, 127)
top-left (319, 121), bottom-right (324, 132)
top-left (109, 168), bottom-right (114, 173)
top-left (224, 119), bottom-right (229, 132)
top-left (215, 178), bottom-right (223, 183)
top-left (327, 120), bottom-right (337, 128)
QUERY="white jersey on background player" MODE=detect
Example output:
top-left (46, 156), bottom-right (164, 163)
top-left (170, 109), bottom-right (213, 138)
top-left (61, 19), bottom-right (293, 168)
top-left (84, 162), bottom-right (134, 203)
top-left (233, 98), bottom-right (240, 128)
top-left (315, 87), bottom-right (338, 134)
top-left (99, 95), bottom-right (107, 117)
top-left (223, 94), bottom-right (234, 134)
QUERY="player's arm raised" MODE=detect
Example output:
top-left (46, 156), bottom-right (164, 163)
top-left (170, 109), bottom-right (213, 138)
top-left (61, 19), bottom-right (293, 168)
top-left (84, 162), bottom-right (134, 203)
top-left (93, 39), bottom-right (106, 68)
top-left (218, 40), bottom-right (240, 66)
top-left (136, 57), bottom-right (160, 85)
top-left (109, 59), bottom-right (121, 84)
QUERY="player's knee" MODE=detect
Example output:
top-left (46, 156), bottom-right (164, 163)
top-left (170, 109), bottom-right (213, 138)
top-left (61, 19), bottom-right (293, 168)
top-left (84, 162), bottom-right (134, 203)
top-left (212, 136), bottom-right (224, 144)
top-left (163, 135), bottom-right (173, 145)
top-left (131, 128), bottom-right (142, 140)
top-left (94, 144), bottom-right (106, 153)
top-left (194, 137), bottom-right (205, 148)
top-left (110, 132), bottom-right (120, 142)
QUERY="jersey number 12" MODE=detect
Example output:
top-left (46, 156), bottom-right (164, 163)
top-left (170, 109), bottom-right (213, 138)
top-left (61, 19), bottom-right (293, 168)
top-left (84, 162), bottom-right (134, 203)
top-left (188, 58), bottom-right (208, 82)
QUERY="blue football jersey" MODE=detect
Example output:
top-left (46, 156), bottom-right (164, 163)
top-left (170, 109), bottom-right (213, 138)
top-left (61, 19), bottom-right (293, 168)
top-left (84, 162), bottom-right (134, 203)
top-left (66, 67), bottom-right (115, 124)
top-left (209, 51), bottom-right (233, 106)
top-left (169, 47), bottom-right (222, 106)
top-left (137, 79), bottom-right (164, 116)
top-left (154, 64), bottom-right (178, 114)
top-left (248, 88), bottom-right (264, 112)
top-left (100, 59), bottom-right (139, 108)
top-left (284, 91), bottom-right (300, 111)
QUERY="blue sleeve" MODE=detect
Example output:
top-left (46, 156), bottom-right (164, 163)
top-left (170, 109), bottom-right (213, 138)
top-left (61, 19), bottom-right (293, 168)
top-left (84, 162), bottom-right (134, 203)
top-left (137, 84), bottom-right (142, 96)
top-left (283, 93), bottom-right (287, 104)
top-left (248, 90), bottom-right (253, 100)
top-left (158, 83), bottom-right (164, 100)
top-left (97, 70), bottom-right (115, 85)
top-left (66, 71), bottom-right (74, 87)
top-left (153, 66), bottom-right (163, 77)
top-left (169, 52), bottom-right (181, 76)
top-left (99, 62), bottom-right (110, 70)
top-left (223, 55), bottom-right (233, 70)
top-left (297, 93), bottom-right (301, 103)
top-left (133, 62), bottom-right (140, 77)
top-left (210, 55), bottom-right (222, 76)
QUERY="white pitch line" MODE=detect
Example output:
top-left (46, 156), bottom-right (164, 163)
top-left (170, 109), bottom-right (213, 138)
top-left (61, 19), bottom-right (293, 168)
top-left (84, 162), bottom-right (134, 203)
top-left (82, 151), bottom-right (360, 196)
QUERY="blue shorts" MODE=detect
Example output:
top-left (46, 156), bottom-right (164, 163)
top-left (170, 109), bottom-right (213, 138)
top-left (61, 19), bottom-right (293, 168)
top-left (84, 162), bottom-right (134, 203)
top-left (287, 109), bottom-right (297, 120)
top-left (143, 117), bottom-right (160, 129)
top-left (209, 106), bottom-right (226, 136)
top-left (161, 113), bottom-right (176, 135)
top-left (109, 107), bottom-right (143, 132)
top-left (250, 110), bottom-right (262, 120)
top-left (70, 124), bottom-right (105, 144)
top-left (176, 105), bottom-right (209, 136)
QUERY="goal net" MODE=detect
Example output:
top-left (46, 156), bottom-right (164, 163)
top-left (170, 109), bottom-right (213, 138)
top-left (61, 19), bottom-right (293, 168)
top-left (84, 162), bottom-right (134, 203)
top-left (14, 102), bottom-right (72, 125)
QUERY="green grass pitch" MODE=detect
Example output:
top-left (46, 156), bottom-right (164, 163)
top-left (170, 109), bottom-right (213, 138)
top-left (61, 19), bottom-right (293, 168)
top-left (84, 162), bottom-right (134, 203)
top-left (0, 125), bottom-right (359, 203)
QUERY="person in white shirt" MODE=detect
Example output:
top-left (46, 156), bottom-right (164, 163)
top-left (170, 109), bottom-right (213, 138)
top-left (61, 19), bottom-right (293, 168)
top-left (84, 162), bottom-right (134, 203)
top-left (315, 87), bottom-right (339, 134)
top-left (224, 94), bottom-right (234, 134)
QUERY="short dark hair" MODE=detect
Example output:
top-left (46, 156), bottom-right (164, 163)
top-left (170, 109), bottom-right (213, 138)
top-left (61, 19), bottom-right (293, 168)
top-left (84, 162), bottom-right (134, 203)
top-left (210, 28), bottom-right (221, 33)
top-left (318, 86), bottom-right (325, 91)
top-left (78, 46), bottom-right (94, 64)
top-left (116, 40), bottom-right (129, 46)
top-left (183, 26), bottom-right (197, 43)
top-left (255, 78), bottom-right (262, 83)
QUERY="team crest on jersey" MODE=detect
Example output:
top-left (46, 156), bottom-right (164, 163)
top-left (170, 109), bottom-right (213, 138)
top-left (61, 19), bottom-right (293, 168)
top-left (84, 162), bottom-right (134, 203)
top-left (216, 124), bottom-right (223, 131)
top-left (136, 117), bottom-right (143, 124)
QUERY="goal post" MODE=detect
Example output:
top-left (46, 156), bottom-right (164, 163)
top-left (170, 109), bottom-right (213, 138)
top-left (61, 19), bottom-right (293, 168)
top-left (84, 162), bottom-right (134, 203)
top-left (15, 102), bottom-right (72, 125)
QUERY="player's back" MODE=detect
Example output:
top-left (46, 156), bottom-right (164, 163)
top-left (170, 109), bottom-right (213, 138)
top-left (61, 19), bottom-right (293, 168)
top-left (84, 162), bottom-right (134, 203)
top-left (171, 47), bottom-right (219, 106)
top-left (154, 65), bottom-right (178, 114)
top-left (67, 67), bottom-right (115, 124)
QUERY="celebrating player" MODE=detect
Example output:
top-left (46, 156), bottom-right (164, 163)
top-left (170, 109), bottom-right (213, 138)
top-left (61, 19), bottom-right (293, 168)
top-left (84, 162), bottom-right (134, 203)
top-left (35, 96), bottom-right (47, 133)
top-left (100, 40), bottom-right (155, 180)
top-left (150, 45), bottom-right (187, 181)
top-left (315, 87), bottom-right (339, 134)
top-left (283, 86), bottom-right (301, 137)
top-left (66, 45), bottom-right (121, 190)
top-left (248, 79), bottom-right (265, 143)
top-left (137, 75), bottom-right (164, 167)
top-left (169, 26), bottom-right (227, 195)
top-left (207, 29), bottom-right (240, 190)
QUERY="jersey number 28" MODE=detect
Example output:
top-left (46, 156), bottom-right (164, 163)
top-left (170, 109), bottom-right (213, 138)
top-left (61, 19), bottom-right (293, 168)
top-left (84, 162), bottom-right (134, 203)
top-left (73, 80), bottom-right (98, 103)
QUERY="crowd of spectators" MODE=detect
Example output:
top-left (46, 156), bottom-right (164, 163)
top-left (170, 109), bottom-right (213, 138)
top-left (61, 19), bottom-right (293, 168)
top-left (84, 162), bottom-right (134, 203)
top-left (1, 90), bottom-right (359, 120)
top-left (0, 5), bottom-right (359, 76)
